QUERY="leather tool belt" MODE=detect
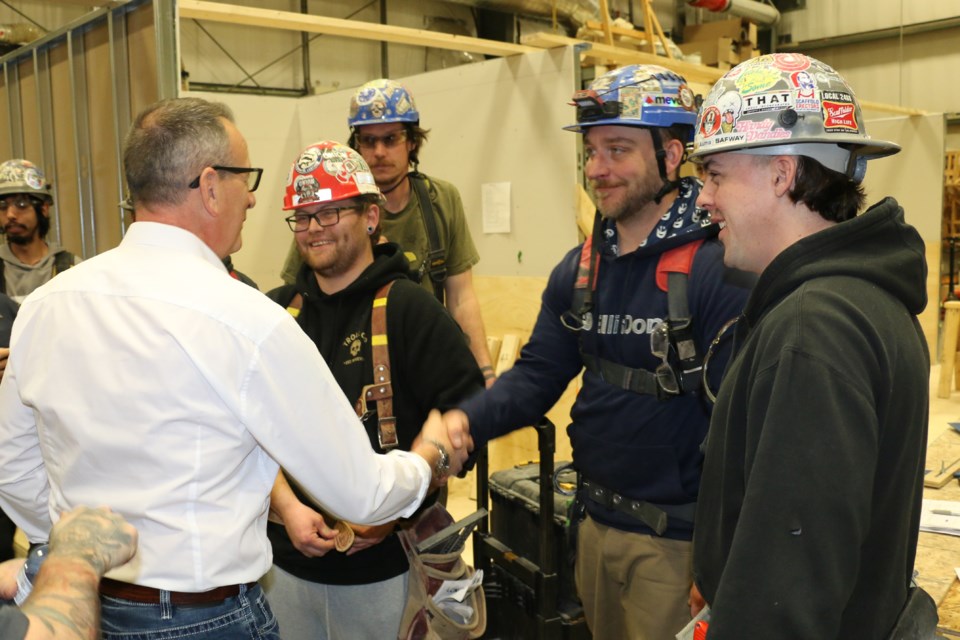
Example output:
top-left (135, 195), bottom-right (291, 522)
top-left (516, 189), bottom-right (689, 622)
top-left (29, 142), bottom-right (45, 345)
top-left (99, 578), bottom-right (255, 606)
top-left (582, 478), bottom-right (696, 536)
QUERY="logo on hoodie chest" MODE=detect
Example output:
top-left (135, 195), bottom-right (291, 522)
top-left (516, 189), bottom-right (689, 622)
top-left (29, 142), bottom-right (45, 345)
top-left (342, 331), bottom-right (368, 366)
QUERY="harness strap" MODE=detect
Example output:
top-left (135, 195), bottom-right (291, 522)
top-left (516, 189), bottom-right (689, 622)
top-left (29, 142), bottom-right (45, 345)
top-left (354, 281), bottom-right (399, 450)
top-left (580, 352), bottom-right (661, 397)
top-left (409, 172), bottom-right (446, 306)
top-left (581, 478), bottom-right (695, 536)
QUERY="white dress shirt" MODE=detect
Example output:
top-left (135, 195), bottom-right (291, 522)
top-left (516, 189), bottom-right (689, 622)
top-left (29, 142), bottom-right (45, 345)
top-left (0, 221), bottom-right (431, 591)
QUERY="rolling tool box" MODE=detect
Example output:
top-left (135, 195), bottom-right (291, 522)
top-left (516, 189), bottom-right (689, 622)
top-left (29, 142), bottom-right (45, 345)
top-left (473, 418), bottom-right (591, 639)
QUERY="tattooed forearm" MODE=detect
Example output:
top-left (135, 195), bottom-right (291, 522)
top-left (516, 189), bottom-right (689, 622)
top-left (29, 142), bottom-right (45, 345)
top-left (21, 560), bottom-right (100, 640)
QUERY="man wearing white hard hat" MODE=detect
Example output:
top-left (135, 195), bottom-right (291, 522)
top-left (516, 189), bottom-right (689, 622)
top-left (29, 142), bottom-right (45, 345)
top-left (689, 53), bottom-right (934, 638)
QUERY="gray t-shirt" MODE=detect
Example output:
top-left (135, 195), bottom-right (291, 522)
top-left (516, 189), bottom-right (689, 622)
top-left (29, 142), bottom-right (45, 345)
top-left (0, 242), bottom-right (80, 303)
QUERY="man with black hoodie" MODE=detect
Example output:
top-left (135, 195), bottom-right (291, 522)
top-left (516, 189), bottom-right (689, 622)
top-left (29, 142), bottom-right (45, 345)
top-left (688, 54), bottom-right (932, 638)
top-left (264, 141), bottom-right (483, 640)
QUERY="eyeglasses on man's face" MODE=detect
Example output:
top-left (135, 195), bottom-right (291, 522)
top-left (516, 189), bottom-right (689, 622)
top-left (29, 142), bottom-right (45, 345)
top-left (285, 205), bottom-right (361, 232)
top-left (188, 166), bottom-right (263, 192)
top-left (356, 130), bottom-right (407, 151)
top-left (0, 196), bottom-right (41, 211)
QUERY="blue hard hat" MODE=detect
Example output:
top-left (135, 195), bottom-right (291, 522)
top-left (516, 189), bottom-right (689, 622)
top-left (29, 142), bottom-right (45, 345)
top-left (348, 79), bottom-right (420, 129)
top-left (565, 65), bottom-right (698, 134)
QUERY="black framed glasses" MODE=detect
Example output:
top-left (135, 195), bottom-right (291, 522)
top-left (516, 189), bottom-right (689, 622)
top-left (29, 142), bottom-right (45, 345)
top-left (188, 166), bottom-right (263, 192)
top-left (356, 130), bottom-right (407, 151)
top-left (285, 206), bottom-right (361, 232)
top-left (0, 196), bottom-right (42, 211)
top-left (650, 321), bottom-right (681, 396)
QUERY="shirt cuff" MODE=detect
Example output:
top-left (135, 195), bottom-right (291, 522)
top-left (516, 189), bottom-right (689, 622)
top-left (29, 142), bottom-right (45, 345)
top-left (386, 449), bottom-right (432, 519)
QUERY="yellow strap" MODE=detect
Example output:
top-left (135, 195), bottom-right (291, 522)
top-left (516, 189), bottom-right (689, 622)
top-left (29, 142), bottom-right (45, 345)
top-left (372, 334), bottom-right (388, 346)
top-left (286, 306), bottom-right (300, 318)
top-left (373, 297), bottom-right (387, 308)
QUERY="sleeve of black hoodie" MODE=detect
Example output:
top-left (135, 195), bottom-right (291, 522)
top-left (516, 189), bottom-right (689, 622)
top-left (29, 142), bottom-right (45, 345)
top-left (388, 279), bottom-right (484, 418)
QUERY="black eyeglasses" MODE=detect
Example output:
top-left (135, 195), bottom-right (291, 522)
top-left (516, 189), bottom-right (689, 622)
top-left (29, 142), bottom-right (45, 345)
top-left (702, 317), bottom-right (740, 404)
top-left (0, 196), bottom-right (41, 211)
top-left (188, 166), bottom-right (263, 192)
top-left (285, 206), bottom-right (361, 232)
top-left (356, 130), bottom-right (407, 151)
top-left (650, 321), bottom-right (681, 396)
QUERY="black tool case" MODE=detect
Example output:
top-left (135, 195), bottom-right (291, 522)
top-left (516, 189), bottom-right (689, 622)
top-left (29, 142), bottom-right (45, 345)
top-left (473, 418), bottom-right (592, 639)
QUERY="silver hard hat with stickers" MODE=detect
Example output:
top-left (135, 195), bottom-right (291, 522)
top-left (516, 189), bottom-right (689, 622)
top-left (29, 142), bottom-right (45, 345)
top-left (0, 159), bottom-right (53, 202)
top-left (690, 53), bottom-right (899, 183)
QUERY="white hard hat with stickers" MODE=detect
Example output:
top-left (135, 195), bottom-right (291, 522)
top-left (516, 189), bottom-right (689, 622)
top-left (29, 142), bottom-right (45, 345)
top-left (690, 54), bottom-right (899, 183)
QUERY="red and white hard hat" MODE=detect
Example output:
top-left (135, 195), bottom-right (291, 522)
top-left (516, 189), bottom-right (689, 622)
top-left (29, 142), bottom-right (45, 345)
top-left (282, 141), bottom-right (381, 211)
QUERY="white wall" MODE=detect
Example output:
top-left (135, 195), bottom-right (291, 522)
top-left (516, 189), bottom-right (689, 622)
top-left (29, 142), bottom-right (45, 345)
top-left (184, 90), bottom-right (303, 290)
top-left (189, 46), bottom-right (580, 292)
top-left (863, 113), bottom-right (946, 354)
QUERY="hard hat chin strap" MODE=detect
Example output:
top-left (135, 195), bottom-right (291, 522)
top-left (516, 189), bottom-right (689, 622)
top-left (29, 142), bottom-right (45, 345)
top-left (649, 129), bottom-right (681, 204)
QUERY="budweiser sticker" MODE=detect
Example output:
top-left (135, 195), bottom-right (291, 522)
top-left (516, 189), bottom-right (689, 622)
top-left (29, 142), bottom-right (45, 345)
top-left (822, 100), bottom-right (858, 132)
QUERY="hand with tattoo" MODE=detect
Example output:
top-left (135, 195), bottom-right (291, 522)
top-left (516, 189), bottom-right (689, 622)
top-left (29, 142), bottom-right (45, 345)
top-left (47, 506), bottom-right (138, 576)
top-left (18, 506), bottom-right (138, 640)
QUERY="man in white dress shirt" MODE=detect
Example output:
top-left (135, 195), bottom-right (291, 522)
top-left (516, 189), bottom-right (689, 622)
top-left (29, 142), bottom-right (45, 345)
top-left (0, 97), bottom-right (467, 639)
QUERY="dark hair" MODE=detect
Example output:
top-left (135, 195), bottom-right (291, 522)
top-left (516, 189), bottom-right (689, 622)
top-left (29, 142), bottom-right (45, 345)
top-left (348, 123), bottom-right (431, 169)
top-left (654, 124), bottom-right (694, 180)
top-left (788, 155), bottom-right (865, 223)
top-left (31, 199), bottom-right (49, 238)
top-left (358, 194), bottom-right (383, 245)
top-left (123, 98), bottom-right (235, 208)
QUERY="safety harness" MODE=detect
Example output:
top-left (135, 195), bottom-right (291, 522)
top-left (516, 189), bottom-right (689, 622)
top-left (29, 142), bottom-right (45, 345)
top-left (407, 172), bottom-right (447, 306)
top-left (564, 212), bottom-right (706, 400)
top-left (0, 250), bottom-right (74, 295)
top-left (284, 281), bottom-right (399, 451)
top-left (564, 212), bottom-right (705, 535)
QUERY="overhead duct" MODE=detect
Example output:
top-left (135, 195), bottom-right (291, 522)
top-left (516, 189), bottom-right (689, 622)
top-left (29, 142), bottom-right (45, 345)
top-left (440, 0), bottom-right (600, 30)
top-left (687, 0), bottom-right (780, 27)
top-left (0, 23), bottom-right (45, 55)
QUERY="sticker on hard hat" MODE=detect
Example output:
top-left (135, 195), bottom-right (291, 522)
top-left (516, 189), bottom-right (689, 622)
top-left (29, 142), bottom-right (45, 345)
top-left (294, 176), bottom-right (322, 204)
top-left (770, 53), bottom-right (811, 72)
top-left (296, 148), bottom-right (322, 175)
top-left (24, 168), bottom-right (43, 190)
top-left (735, 66), bottom-right (780, 95)
top-left (741, 91), bottom-right (794, 115)
top-left (822, 99), bottom-right (859, 132)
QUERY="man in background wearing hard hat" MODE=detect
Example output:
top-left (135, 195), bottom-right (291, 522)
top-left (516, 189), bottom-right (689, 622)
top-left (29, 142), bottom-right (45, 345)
top-left (279, 79), bottom-right (496, 386)
top-left (0, 159), bottom-right (80, 303)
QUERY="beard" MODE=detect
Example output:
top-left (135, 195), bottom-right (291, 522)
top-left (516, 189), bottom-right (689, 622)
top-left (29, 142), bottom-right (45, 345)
top-left (3, 225), bottom-right (33, 245)
top-left (591, 170), bottom-right (663, 222)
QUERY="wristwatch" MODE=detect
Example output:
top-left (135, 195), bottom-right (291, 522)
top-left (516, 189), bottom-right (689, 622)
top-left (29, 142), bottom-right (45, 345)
top-left (427, 439), bottom-right (450, 479)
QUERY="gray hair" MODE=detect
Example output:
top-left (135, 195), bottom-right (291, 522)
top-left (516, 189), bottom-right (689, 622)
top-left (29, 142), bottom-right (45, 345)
top-left (123, 98), bottom-right (235, 208)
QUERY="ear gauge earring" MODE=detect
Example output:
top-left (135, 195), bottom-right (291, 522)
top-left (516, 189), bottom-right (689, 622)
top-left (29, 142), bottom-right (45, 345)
top-left (367, 226), bottom-right (375, 234)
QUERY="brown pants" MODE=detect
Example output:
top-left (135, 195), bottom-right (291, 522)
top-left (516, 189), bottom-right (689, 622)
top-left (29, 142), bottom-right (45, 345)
top-left (575, 515), bottom-right (693, 639)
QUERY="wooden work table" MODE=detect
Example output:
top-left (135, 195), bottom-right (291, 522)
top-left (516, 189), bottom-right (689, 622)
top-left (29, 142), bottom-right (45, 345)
top-left (917, 428), bottom-right (960, 631)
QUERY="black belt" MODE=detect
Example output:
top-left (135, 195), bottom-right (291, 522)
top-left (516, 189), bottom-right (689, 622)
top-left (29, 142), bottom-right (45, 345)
top-left (582, 479), bottom-right (695, 536)
top-left (99, 578), bottom-right (254, 606)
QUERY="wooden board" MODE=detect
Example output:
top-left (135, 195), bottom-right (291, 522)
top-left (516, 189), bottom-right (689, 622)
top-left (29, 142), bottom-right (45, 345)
top-left (179, 0), bottom-right (536, 58)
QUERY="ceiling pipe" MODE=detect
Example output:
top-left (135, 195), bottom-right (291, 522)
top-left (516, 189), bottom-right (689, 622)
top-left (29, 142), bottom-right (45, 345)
top-left (687, 0), bottom-right (780, 27)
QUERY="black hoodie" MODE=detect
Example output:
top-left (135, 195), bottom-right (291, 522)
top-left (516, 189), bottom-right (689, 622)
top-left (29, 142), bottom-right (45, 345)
top-left (266, 242), bottom-right (483, 584)
top-left (693, 198), bottom-right (930, 638)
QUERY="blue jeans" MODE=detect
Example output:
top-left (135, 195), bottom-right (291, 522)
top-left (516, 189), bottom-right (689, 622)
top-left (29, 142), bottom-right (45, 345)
top-left (100, 583), bottom-right (280, 639)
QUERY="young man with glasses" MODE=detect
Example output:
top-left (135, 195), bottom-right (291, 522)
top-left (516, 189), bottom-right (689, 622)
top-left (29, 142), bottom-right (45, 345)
top-left (688, 54), bottom-right (932, 639)
top-left (0, 99), bottom-right (468, 639)
top-left (443, 65), bottom-right (752, 639)
top-left (0, 159), bottom-right (80, 303)
top-left (263, 141), bottom-right (483, 640)
top-left (279, 79), bottom-right (496, 386)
